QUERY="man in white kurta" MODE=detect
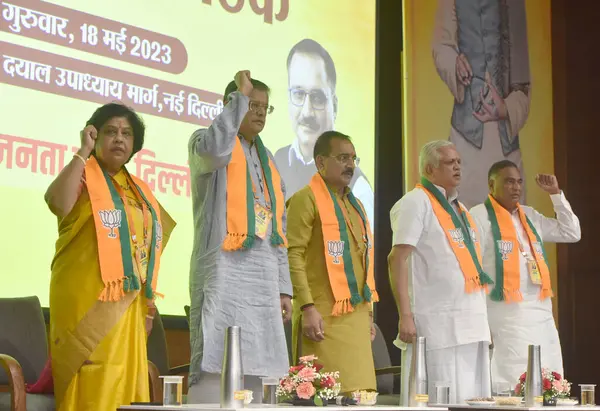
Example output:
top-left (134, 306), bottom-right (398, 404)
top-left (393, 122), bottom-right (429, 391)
top-left (470, 161), bottom-right (580, 388)
top-left (432, 0), bottom-right (531, 208)
top-left (389, 140), bottom-right (491, 405)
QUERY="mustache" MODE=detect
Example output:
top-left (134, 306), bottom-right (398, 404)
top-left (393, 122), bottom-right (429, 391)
top-left (298, 116), bottom-right (319, 131)
top-left (343, 168), bottom-right (354, 177)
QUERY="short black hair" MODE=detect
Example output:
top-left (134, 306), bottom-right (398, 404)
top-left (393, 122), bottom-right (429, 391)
top-left (223, 78), bottom-right (270, 102)
top-left (488, 160), bottom-right (519, 180)
top-left (86, 103), bottom-right (145, 162)
top-left (287, 39), bottom-right (337, 90)
top-left (313, 130), bottom-right (352, 160)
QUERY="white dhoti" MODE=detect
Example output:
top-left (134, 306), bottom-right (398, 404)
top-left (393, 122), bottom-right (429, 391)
top-left (400, 341), bottom-right (491, 405)
top-left (488, 300), bottom-right (563, 387)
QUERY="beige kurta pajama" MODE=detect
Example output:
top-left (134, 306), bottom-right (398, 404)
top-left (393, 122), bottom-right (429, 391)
top-left (287, 185), bottom-right (376, 394)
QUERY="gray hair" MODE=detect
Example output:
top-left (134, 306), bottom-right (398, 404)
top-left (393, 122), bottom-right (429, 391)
top-left (419, 140), bottom-right (455, 177)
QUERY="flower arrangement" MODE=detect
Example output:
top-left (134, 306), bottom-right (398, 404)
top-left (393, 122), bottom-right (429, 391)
top-left (276, 355), bottom-right (342, 406)
top-left (515, 368), bottom-right (571, 401)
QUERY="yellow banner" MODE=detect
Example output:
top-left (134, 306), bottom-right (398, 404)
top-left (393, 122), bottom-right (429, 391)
top-left (0, 0), bottom-right (375, 315)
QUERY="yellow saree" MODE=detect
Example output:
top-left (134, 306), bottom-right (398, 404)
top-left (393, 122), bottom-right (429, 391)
top-left (49, 169), bottom-right (175, 411)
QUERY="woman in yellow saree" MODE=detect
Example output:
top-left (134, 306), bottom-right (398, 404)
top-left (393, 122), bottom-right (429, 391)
top-left (45, 103), bottom-right (175, 411)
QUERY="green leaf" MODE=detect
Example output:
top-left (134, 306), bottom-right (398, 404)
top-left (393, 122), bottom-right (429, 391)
top-left (314, 396), bottom-right (323, 406)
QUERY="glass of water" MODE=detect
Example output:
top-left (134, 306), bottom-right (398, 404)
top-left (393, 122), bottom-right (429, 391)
top-left (434, 382), bottom-right (451, 404)
top-left (493, 381), bottom-right (512, 397)
top-left (262, 377), bottom-right (279, 405)
top-left (160, 375), bottom-right (183, 406)
top-left (580, 384), bottom-right (596, 406)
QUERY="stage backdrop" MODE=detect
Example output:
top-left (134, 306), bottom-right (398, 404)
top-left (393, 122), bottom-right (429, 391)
top-left (402, 0), bottom-right (558, 319)
top-left (0, 0), bottom-right (376, 315)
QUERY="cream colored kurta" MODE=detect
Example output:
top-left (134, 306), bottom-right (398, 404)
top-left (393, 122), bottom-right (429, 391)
top-left (287, 185), bottom-right (376, 394)
top-left (390, 184), bottom-right (491, 404)
top-left (470, 192), bottom-right (581, 387)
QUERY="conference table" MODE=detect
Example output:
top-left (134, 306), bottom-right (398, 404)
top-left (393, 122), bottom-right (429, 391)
top-left (117, 405), bottom-right (600, 411)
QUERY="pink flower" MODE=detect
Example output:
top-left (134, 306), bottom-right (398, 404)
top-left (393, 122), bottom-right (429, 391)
top-left (552, 372), bottom-right (562, 381)
top-left (296, 382), bottom-right (316, 400)
top-left (298, 366), bottom-right (316, 382)
top-left (299, 355), bottom-right (317, 363)
top-left (519, 373), bottom-right (527, 382)
top-left (283, 379), bottom-right (295, 394)
top-left (552, 379), bottom-right (563, 392)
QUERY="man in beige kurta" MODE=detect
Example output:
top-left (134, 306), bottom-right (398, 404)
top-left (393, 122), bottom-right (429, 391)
top-left (286, 131), bottom-right (377, 394)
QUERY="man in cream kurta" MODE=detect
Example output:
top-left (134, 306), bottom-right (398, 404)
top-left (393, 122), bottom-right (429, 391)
top-left (187, 71), bottom-right (292, 403)
top-left (433, 0), bottom-right (531, 208)
top-left (286, 131), bottom-right (377, 394)
top-left (389, 140), bottom-right (491, 405)
top-left (470, 161), bottom-right (580, 388)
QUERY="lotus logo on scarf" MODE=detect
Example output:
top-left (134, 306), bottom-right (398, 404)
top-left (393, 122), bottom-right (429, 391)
top-left (327, 240), bottom-right (344, 264)
top-left (469, 227), bottom-right (477, 243)
top-left (533, 242), bottom-right (543, 256)
top-left (449, 228), bottom-right (465, 248)
top-left (497, 240), bottom-right (514, 261)
top-left (98, 209), bottom-right (122, 239)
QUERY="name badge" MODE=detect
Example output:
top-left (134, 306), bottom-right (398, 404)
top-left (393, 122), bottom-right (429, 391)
top-left (254, 202), bottom-right (272, 239)
top-left (527, 258), bottom-right (542, 285)
top-left (135, 245), bottom-right (149, 283)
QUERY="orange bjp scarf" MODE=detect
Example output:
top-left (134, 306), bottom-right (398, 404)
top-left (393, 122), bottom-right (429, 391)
top-left (223, 136), bottom-right (287, 250)
top-left (309, 173), bottom-right (378, 316)
top-left (418, 177), bottom-right (493, 293)
top-left (484, 195), bottom-right (552, 302)
top-left (86, 156), bottom-right (164, 301)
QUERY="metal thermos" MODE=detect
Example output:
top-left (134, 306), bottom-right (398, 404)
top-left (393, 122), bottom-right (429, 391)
top-left (220, 326), bottom-right (244, 408)
top-left (408, 336), bottom-right (429, 407)
top-left (525, 344), bottom-right (543, 407)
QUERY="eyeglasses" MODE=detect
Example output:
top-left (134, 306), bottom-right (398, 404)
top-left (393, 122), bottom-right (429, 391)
top-left (249, 101), bottom-right (274, 115)
top-left (289, 88), bottom-right (330, 111)
top-left (328, 154), bottom-right (360, 167)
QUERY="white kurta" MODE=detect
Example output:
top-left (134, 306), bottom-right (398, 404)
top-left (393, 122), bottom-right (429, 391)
top-left (470, 192), bottom-right (581, 387)
top-left (390, 185), bottom-right (491, 405)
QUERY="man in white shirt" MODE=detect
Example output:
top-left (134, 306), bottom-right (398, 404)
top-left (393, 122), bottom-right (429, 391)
top-left (389, 140), bottom-right (492, 405)
top-left (470, 160), bottom-right (580, 389)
